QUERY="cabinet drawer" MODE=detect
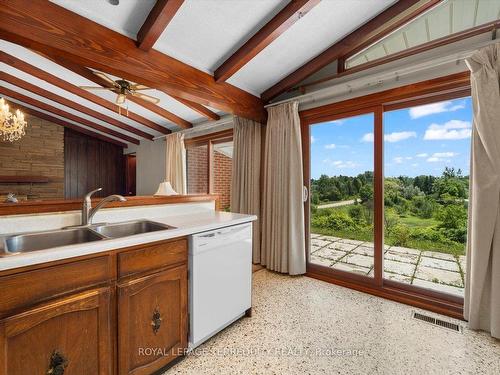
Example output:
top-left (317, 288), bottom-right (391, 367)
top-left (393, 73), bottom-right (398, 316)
top-left (0, 288), bottom-right (112, 375)
top-left (0, 255), bottom-right (112, 318)
top-left (118, 238), bottom-right (187, 278)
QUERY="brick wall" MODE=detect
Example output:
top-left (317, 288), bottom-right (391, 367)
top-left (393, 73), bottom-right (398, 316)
top-left (186, 145), bottom-right (232, 210)
top-left (0, 113), bottom-right (64, 200)
top-left (187, 145), bottom-right (208, 194)
top-left (213, 150), bottom-right (232, 210)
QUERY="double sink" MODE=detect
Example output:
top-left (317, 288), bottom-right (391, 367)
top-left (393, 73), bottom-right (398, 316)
top-left (1, 220), bottom-right (175, 256)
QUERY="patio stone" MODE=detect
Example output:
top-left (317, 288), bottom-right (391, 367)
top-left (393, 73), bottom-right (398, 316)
top-left (311, 238), bottom-right (332, 248)
top-left (338, 238), bottom-right (365, 246)
top-left (412, 278), bottom-right (464, 297)
top-left (390, 246), bottom-right (421, 256)
top-left (309, 255), bottom-right (333, 267)
top-left (414, 265), bottom-right (463, 287)
top-left (352, 246), bottom-right (374, 257)
top-left (383, 272), bottom-right (412, 284)
top-left (419, 256), bottom-right (460, 272)
top-left (343, 253), bottom-right (374, 268)
top-left (420, 250), bottom-right (456, 261)
top-left (385, 250), bottom-right (419, 264)
top-left (332, 262), bottom-right (370, 275)
top-left (361, 242), bottom-right (390, 250)
top-left (383, 259), bottom-right (416, 277)
top-left (318, 235), bottom-right (342, 242)
top-left (310, 233), bottom-right (321, 239)
top-left (459, 255), bottom-right (467, 272)
top-left (313, 248), bottom-right (347, 262)
top-left (328, 242), bottom-right (357, 252)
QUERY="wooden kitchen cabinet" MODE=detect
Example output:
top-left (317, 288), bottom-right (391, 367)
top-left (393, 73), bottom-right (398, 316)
top-left (117, 265), bottom-right (188, 375)
top-left (0, 288), bottom-right (112, 375)
top-left (0, 237), bottom-right (189, 375)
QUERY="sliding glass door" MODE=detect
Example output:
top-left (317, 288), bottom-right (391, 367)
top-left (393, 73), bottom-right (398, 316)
top-left (303, 91), bottom-right (471, 312)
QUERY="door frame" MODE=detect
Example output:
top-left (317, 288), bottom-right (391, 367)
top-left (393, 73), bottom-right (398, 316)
top-left (300, 72), bottom-right (470, 319)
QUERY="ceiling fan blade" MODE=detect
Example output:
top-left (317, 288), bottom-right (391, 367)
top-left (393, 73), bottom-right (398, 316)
top-left (79, 86), bottom-right (113, 91)
top-left (131, 91), bottom-right (160, 104)
top-left (93, 71), bottom-right (119, 88)
top-left (130, 84), bottom-right (150, 91)
top-left (116, 94), bottom-right (126, 105)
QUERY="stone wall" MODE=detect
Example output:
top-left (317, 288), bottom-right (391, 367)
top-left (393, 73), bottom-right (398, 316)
top-left (0, 114), bottom-right (64, 200)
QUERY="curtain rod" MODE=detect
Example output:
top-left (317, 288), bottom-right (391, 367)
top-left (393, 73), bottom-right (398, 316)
top-left (264, 38), bottom-right (499, 110)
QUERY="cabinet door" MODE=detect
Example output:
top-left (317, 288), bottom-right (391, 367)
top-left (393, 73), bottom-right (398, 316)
top-left (0, 288), bottom-right (112, 375)
top-left (118, 265), bottom-right (188, 375)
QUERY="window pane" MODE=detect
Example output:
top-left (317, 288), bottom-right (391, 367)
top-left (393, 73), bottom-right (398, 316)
top-left (309, 113), bottom-right (374, 277)
top-left (383, 97), bottom-right (471, 297)
top-left (186, 144), bottom-right (208, 194)
top-left (212, 141), bottom-right (233, 211)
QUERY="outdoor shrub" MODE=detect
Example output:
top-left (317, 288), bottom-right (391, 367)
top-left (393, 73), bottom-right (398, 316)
top-left (312, 211), bottom-right (358, 231)
top-left (348, 205), bottom-right (364, 224)
top-left (390, 224), bottom-right (411, 247)
top-left (410, 227), bottom-right (444, 242)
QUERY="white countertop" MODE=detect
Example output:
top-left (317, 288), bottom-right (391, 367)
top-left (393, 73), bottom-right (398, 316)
top-left (0, 211), bottom-right (257, 272)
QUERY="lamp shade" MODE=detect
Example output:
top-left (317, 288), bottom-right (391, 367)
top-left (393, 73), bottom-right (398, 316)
top-left (154, 181), bottom-right (179, 196)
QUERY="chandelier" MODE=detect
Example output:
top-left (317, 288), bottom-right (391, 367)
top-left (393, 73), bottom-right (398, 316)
top-left (0, 97), bottom-right (27, 142)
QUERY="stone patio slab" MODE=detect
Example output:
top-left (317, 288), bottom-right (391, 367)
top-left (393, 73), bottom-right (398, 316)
top-left (383, 259), bottom-right (416, 277)
top-left (419, 256), bottom-right (460, 272)
top-left (328, 242), bottom-right (357, 252)
top-left (310, 233), bottom-right (321, 239)
top-left (318, 235), bottom-right (342, 242)
top-left (383, 272), bottom-right (412, 284)
top-left (309, 255), bottom-right (333, 267)
top-left (332, 262), bottom-right (371, 275)
top-left (343, 253), bottom-right (374, 268)
top-left (352, 246), bottom-right (374, 256)
top-left (313, 248), bottom-right (347, 261)
top-left (459, 255), bottom-right (466, 272)
top-left (412, 278), bottom-right (464, 297)
top-left (360, 242), bottom-right (390, 250)
top-left (311, 238), bottom-right (332, 248)
top-left (389, 246), bottom-right (421, 256)
top-left (338, 238), bottom-right (365, 246)
top-left (385, 250), bottom-right (419, 264)
top-left (420, 250), bottom-right (457, 261)
top-left (414, 265), bottom-right (463, 287)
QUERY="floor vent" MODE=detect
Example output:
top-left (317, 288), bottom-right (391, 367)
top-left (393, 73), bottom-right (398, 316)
top-left (412, 311), bottom-right (462, 333)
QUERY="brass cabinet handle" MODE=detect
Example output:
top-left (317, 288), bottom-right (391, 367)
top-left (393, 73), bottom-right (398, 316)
top-left (151, 307), bottom-right (162, 335)
top-left (47, 350), bottom-right (68, 375)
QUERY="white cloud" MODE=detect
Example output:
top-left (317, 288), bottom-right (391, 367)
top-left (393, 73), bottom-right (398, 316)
top-left (385, 131), bottom-right (417, 143)
top-left (426, 152), bottom-right (458, 163)
top-left (324, 144), bottom-right (336, 149)
top-left (311, 135), bottom-right (316, 144)
top-left (416, 153), bottom-right (428, 158)
top-left (361, 133), bottom-right (374, 142)
top-left (331, 120), bottom-right (344, 125)
top-left (409, 101), bottom-right (465, 119)
top-left (411, 163), bottom-right (419, 167)
top-left (393, 157), bottom-right (404, 164)
top-left (323, 159), bottom-right (359, 169)
top-left (361, 131), bottom-right (416, 143)
top-left (423, 120), bottom-right (471, 140)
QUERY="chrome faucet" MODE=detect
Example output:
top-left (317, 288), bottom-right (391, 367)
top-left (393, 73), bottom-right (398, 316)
top-left (81, 188), bottom-right (126, 226)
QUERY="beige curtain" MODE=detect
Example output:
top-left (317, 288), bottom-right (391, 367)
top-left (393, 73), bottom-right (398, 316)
top-left (165, 133), bottom-right (186, 194)
top-left (464, 43), bottom-right (500, 339)
top-left (231, 117), bottom-right (262, 263)
top-left (261, 102), bottom-right (306, 275)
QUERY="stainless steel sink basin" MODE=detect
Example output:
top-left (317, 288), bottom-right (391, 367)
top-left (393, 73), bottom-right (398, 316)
top-left (92, 220), bottom-right (174, 238)
top-left (3, 228), bottom-right (106, 255)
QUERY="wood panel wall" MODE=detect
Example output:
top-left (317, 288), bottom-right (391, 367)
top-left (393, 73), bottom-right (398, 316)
top-left (64, 128), bottom-right (124, 199)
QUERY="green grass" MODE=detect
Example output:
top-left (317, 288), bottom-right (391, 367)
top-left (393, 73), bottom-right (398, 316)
top-left (399, 216), bottom-right (438, 228)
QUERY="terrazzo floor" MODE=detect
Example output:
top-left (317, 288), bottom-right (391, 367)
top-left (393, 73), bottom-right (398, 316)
top-left (310, 233), bottom-right (465, 296)
top-left (165, 269), bottom-right (499, 375)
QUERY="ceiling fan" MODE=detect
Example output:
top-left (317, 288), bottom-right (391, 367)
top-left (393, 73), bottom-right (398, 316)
top-left (79, 71), bottom-right (161, 107)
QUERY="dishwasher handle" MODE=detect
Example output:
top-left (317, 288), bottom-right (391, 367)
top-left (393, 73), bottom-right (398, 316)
top-left (193, 224), bottom-right (252, 251)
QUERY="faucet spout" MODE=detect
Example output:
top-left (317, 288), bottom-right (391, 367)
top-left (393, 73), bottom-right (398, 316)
top-left (81, 188), bottom-right (126, 226)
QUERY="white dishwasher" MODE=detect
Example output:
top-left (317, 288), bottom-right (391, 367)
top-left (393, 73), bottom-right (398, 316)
top-left (189, 222), bottom-right (252, 349)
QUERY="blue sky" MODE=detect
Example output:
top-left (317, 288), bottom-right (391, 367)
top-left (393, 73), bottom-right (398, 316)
top-left (310, 97), bottom-right (472, 179)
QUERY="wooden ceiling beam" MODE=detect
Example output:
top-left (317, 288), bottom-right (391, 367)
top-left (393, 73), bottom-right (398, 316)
top-left (214, 0), bottom-right (321, 82)
top-left (169, 95), bottom-right (220, 121)
top-left (137, 0), bottom-right (184, 51)
top-left (0, 0), bottom-right (267, 122)
top-left (2, 98), bottom-right (128, 148)
top-left (40, 53), bottom-right (192, 129)
top-left (0, 72), bottom-right (154, 140)
top-left (261, 0), bottom-right (427, 102)
top-left (0, 51), bottom-right (171, 134)
top-left (0, 86), bottom-right (140, 145)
